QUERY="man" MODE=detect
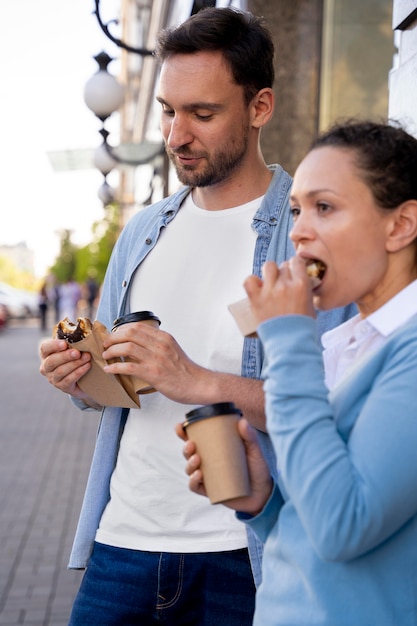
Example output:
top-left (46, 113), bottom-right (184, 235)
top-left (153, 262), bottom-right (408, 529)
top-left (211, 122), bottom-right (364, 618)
top-left (40, 7), bottom-right (355, 625)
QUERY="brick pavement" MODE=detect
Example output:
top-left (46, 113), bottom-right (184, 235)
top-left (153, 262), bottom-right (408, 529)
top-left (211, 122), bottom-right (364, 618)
top-left (0, 321), bottom-right (100, 625)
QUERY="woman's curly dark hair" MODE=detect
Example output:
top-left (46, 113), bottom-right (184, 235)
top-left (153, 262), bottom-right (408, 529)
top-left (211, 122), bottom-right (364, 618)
top-left (312, 119), bottom-right (417, 210)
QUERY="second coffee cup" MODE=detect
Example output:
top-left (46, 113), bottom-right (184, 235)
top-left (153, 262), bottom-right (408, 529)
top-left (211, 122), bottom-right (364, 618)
top-left (112, 310), bottom-right (161, 394)
top-left (183, 402), bottom-right (251, 504)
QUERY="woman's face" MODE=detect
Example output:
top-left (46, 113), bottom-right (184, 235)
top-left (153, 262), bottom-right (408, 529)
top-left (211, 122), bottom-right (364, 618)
top-left (289, 146), bottom-right (400, 315)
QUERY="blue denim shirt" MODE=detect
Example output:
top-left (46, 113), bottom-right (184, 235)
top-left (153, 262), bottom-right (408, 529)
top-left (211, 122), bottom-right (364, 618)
top-left (68, 165), bottom-right (356, 584)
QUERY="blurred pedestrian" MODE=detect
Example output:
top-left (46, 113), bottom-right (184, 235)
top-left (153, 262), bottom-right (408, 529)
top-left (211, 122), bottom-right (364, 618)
top-left (38, 282), bottom-right (48, 331)
top-left (85, 273), bottom-right (99, 319)
top-left (51, 281), bottom-right (61, 324)
top-left (59, 278), bottom-right (81, 321)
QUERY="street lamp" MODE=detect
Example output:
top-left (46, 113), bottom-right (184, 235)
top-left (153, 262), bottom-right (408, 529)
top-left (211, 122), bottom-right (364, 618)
top-left (98, 178), bottom-right (116, 205)
top-left (86, 0), bottom-right (219, 207)
top-left (84, 51), bottom-right (125, 122)
top-left (84, 51), bottom-right (164, 204)
top-left (93, 0), bottom-right (155, 56)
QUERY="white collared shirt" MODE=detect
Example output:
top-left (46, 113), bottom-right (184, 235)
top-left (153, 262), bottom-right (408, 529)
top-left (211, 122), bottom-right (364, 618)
top-left (322, 279), bottom-right (417, 390)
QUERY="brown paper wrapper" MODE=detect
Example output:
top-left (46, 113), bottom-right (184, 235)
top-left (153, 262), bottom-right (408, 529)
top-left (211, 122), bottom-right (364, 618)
top-left (228, 298), bottom-right (258, 338)
top-left (60, 321), bottom-right (141, 409)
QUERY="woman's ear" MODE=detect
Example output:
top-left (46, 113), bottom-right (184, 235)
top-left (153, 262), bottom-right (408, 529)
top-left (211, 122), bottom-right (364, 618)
top-left (250, 88), bottom-right (274, 129)
top-left (386, 200), bottom-right (417, 252)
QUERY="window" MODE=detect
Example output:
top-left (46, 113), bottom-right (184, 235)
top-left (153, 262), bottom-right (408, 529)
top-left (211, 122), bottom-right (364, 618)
top-left (320, 0), bottom-right (395, 129)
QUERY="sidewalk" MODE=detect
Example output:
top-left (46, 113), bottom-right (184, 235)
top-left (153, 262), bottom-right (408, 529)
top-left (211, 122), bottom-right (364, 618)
top-left (0, 321), bottom-right (100, 626)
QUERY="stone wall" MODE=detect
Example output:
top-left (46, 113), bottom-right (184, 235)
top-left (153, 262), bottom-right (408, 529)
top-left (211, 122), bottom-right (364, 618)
top-left (247, 0), bottom-right (395, 174)
top-left (247, 0), bottom-right (323, 175)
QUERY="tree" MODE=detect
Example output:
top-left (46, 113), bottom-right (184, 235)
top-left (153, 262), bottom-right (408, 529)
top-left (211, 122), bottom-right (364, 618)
top-left (50, 229), bottom-right (78, 283)
top-left (49, 202), bottom-right (120, 286)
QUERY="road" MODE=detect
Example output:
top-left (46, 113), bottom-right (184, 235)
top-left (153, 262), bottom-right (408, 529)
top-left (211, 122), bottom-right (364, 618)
top-left (0, 320), bottom-right (100, 626)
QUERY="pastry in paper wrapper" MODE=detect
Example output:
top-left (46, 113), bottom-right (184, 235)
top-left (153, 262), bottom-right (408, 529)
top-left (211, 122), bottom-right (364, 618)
top-left (54, 318), bottom-right (142, 408)
top-left (228, 298), bottom-right (258, 338)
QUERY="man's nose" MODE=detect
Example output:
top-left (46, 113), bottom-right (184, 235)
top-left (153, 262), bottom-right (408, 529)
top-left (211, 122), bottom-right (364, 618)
top-left (166, 116), bottom-right (193, 149)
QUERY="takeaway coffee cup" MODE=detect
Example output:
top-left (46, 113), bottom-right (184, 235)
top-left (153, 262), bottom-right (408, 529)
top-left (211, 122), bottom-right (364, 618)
top-left (112, 311), bottom-right (161, 394)
top-left (183, 402), bottom-right (251, 504)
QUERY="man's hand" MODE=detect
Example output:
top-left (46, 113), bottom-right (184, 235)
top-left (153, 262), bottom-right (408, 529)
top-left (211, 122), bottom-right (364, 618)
top-left (102, 322), bottom-right (266, 429)
top-left (39, 338), bottom-right (99, 406)
top-left (102, 322), bottom-right (220, 404)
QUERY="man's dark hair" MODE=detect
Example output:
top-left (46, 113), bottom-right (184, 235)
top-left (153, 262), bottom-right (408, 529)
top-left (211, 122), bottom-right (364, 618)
top-left (155, 7), bottom-right (274, 105)
top-left (312, 119), bottom-right (417, 210)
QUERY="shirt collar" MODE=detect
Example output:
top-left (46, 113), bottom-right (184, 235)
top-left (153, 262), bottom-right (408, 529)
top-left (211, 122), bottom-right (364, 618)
top-left (367, 278), bottom-right (417, 336)
top-left (322, 278), bottom-right (417, 348)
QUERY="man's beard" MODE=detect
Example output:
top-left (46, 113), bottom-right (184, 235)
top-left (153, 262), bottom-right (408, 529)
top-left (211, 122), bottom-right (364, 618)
top-left (166, 130), bottom-right (249, 188)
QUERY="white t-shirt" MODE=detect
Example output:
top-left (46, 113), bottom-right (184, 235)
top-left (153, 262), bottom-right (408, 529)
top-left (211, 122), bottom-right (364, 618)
top-left (96, 192), bottom-right (261, 552)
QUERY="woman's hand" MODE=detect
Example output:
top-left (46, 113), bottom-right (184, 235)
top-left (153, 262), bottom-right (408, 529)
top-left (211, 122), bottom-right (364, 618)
top-left (244, 257), bottom-right (316, 325)
top-left (176, 418), bottom-right (273, 516)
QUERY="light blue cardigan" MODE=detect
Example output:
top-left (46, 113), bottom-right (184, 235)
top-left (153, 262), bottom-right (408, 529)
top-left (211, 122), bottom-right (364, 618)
top-left (244, 313), bottom-right (417, 625)
top-left (68, 166), bottom-right (356, 585)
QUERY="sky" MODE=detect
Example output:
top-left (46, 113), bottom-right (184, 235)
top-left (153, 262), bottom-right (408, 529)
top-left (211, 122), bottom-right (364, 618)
top-left (0, 0), bottom-right (123, 277)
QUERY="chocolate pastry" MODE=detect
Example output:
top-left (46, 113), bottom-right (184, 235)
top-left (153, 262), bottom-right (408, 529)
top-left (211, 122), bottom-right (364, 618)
top-left (54, 317), bottom-right (93, 343)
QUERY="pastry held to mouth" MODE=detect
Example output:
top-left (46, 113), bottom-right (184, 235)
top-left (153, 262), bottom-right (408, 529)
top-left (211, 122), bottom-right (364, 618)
top-left (305, 259), bottom-right (326, 287)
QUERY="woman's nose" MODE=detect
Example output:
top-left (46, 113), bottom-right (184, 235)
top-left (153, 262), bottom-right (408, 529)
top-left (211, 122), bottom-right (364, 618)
top-left (289, 212), bottom-right (314, 245)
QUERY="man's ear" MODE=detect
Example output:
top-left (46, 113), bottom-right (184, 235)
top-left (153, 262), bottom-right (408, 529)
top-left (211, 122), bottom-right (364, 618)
top-left (250, 88), bottom-right (274, 129)
top-left (386, 200), bottom-right (417, 252)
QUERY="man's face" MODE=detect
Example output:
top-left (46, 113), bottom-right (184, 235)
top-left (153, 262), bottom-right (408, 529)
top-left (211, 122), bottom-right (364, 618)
top-left (157, 51), bottom-right (251, 187)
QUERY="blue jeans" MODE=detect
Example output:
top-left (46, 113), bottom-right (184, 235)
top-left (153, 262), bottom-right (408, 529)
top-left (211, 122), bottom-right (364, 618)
top-left (68, 542), bottom-right (256, 625)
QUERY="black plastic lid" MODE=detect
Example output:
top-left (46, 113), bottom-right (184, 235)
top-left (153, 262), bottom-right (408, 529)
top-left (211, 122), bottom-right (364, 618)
top-left (112, 311), bottom-right (161, 331)
top-left (183, 402), bottom-right (242, 428)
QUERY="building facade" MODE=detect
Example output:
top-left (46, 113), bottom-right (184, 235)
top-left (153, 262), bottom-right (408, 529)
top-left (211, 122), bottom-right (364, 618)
top-left (389, 0), bottom-right (417, 134)
top-left (100, 0), bottom-right (412, 219)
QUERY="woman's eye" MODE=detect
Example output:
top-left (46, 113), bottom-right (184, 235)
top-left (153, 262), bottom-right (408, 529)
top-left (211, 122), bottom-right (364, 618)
top-left (317, 202), bottom-right (331, 213)
top-left (290, 207), bottom-right (300, 219)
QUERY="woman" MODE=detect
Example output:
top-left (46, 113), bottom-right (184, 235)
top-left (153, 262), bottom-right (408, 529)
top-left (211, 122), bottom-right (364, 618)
top-left (179, 120), bottom-right (417, 625)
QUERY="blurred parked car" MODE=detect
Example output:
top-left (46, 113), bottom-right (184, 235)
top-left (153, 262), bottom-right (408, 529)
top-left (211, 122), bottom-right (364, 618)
top-left (0, 282), bottom-right (39, 318)
top-left (0, 302), bottom-right (8, 330)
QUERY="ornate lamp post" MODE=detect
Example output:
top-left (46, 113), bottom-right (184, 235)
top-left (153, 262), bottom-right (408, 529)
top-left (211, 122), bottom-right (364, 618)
top-left (84, 51), bottom-right (164, 205)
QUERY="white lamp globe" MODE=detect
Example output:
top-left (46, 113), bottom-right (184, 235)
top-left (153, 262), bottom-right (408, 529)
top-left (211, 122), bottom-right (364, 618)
top-left (94, 142), bottom-right (118, 175)
top-left (98, 179), bottom-right (116, 205)
top-left (84, 52), bottom-right (125, 121)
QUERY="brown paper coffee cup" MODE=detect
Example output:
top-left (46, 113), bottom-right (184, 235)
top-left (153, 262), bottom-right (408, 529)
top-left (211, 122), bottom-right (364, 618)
top-left (183, 402), bottom-right (250, 504)
top-left (112, 311), bottom-right (161, 394)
